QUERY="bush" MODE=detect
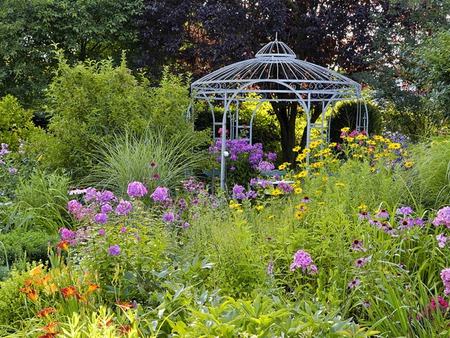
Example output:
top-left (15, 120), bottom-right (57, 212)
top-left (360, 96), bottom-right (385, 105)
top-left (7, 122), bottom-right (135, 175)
top-left (86, 129), bottom-right (209, 197)
top-left (329, 100), bottom-right (382, 143)
top-left (0, 229), bottom-right (58, 268)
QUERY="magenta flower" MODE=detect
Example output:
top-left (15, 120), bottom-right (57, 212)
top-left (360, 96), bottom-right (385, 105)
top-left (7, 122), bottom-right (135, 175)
top-left (396, 206), bottom-right (414, 216)
top-left (8, 168), bottom-right (18, 174)
top-left (433, 207), bottom-right (450, 228)
top-left (98, 229), bottom-right (105, 236)
top-left (151, 186), bottom-right (169, 202)
top-left (68, 200), bottom-right (84, 219)
top-left (59, 228), bottom-right (75, 241)
top-left (115, 199), bottom-right (133, 216)
top-left (267, 260), bottom-right (274, 276)
top-left (108, 244), bottom-right (121, 256)
top-left (127, 181), bottom-right (148, 198)
top-left (94, 213), bottom-right (108, 224)
top-left (441, 268), bottom-right (450, 295)
top-left (99, 190), bottom-right (116, 204)
top-left (162, 212), bottom-right (175, 223)
top-left (85, 188), bottom-right (100, 202)
top-left (101, 203), bottom-right (113, 213)
top-left (290, 249), bottom-right (316, 273)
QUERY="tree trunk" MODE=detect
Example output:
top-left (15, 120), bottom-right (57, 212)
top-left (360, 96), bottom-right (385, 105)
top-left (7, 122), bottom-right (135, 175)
top-left (272, 101), bottom-right (298, 165)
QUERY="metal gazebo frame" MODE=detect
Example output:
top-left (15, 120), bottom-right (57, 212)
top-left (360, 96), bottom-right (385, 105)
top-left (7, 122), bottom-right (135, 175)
top-left (188, 38), bottom-right (369, 190)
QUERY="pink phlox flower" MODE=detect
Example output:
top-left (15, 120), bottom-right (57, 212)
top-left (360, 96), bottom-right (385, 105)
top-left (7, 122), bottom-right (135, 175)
top-left (94, 213), bottom-right (108, 224)
top-left (108, 244), bottom-right (121, 256)
top-left (99, 190), bottom-right (116, 204)
top-left (291, 250), bottom-right (314, 272)
top-left (84, 188), bottom-right (100, 203)
top-left (433, 207), bottom-right (450, 228)
top-left (396, 206), bottom-right (414, 216)
top-left (437, 234), bottom-right (448, 248)
top-left (441, 268), bottom-right (450, 295)
top-left (115, 199), bottom-right (133, 216)
top-left (68, 200), bottom-right (84, 219)
top-left (127, 181), bottom-right (148, 198)
top-left (151, 186), bottom-right (169, 202)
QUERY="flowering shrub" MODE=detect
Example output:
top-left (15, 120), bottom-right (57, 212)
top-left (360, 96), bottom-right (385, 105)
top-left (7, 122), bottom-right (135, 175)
top-left (209, 139), bottom-right (277, 187)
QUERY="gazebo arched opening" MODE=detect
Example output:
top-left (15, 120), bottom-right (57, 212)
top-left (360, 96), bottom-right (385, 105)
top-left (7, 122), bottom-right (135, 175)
top-left (188, 38), bottom-right (369, 191)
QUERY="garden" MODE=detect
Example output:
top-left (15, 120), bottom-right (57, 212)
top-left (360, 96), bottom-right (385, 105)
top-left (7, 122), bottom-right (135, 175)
top-left (1, 1), bottom-right (450, 337)
top-left (0, 59), bottom-right (450, 336)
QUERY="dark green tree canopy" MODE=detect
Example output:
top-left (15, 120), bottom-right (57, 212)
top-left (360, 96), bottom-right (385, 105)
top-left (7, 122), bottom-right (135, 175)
top-left (0, 0), bottom-right (142, 107)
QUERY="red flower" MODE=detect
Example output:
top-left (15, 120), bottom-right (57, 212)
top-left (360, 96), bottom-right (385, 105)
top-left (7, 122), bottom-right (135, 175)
top-left (57, 240), bottom-right (69, 251)
top-left (117, 300), bottom-right (134, 311)
top-left (37, 307), bottom-right (57, 318)
top-left (118, 325), bottom-right (132, 335)
top-left (60, 286), bottom-right (79, 298)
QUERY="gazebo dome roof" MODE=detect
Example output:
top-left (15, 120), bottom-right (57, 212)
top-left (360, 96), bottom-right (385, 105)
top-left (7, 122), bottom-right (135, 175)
top-left (191, 39), bottom-right (361, 102)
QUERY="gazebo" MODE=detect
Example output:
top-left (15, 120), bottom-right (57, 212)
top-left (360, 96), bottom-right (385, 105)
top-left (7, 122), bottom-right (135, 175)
top-left (188, 38), bottom-right (369, 190)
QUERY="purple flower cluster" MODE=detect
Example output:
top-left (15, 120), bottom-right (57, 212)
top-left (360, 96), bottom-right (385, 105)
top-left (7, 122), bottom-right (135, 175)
top-left (362, 205), bottom-right (424, 237)
top-left (209, 139), bottom-right (277, 172)
top-left (433, 206), bottom-right (450, 228)
top-left (442, 268), bottom-right (450, 295)
top-left (151, 186), bottom-right (169, 202)
top-left (127, 181), bottom-right (148, 198)
top-left (289, 249), bottom-right (318, 274)
top-left (231, 184), bottom-right (258, 200)
top-left (184, 177), bottom-right (205, 193)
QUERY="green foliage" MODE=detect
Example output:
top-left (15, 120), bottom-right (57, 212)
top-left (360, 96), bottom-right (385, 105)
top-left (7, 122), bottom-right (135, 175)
top-left (0, 0), bottom-right (143, 107)
top-left (45, 56), bottom-right (196, 180)
top-left (86, 129), bottom-right (209, 197)
top-left (380, 101), bottom-right (439, 142)
top-left (0, 95), bottom-right (35, 149)
top-left (407, 29), bottom-right (450, 118)
top-left (329, 100), bottom-right (382, 143)
top-left (408, 137), bottom-right (450, 208)
top-left (1, 170), bottom-right (71, 233)
top-left (0, 229), bottom-right (58, 269)
top-left (45, 55), bottom-right (153, 177)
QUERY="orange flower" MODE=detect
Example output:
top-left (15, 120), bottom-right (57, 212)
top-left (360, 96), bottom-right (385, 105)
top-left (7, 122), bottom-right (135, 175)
top-left (118, 325), bottom-right (132, 335)
top-left (27, 289), bottom-right (38, 301)
top-left (30, 264), bottom-right (44, 277)
top-left (37, 308), bottom-right (57, 318)
top-left (60, 286), bottom-right (79, 298)
top-left (117, 300), bottom-right (134, 310)
top-left (76, 293), bottom-right (88, 302)
top-left (41, 321), bottom-right (60, 334)
top-left (18, 284), bottom-right (32, 293)
top-left (87, 281), bottom-right (100, 293)
top-left (97, 318), bottom-right (114, 328)
top-left (57, 240), bottom-right (69, 251)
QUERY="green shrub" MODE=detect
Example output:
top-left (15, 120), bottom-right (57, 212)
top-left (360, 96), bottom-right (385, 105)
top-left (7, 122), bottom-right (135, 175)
top-left (0, 229), bottom-right (58, 268)
top-left (329, 100), bottom-right (382, 143)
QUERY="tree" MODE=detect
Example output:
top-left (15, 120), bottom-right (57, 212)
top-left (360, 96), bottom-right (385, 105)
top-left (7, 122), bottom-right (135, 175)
top-left (0, 0), bottom-right (142, 108)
